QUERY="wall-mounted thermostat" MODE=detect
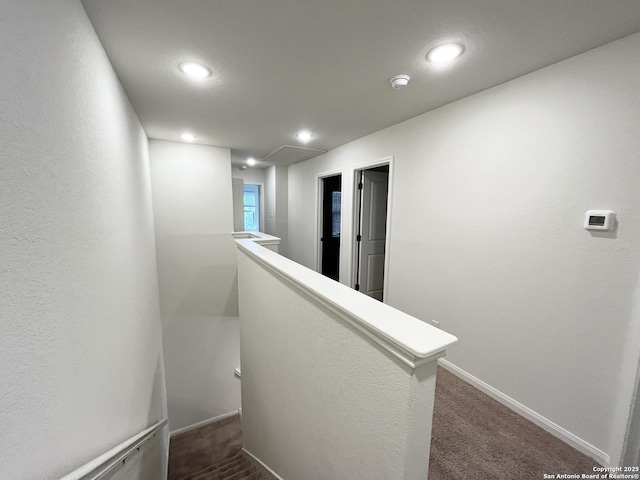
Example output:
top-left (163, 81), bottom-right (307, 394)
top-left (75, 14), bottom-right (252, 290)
top-left (584, 210), bottom-right (615, 231)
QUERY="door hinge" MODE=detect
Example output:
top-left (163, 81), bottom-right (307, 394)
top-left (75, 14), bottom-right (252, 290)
top-left (320, 237), bottom-right (324, 242)
top-left (356, 234), bottom-right (361, 242)
top-left (358, 182), bottom-right (363, 190)
top-left (355, 284), bottom-right (360, 291)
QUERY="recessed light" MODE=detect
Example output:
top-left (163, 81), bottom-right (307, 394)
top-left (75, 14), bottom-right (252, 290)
top-left (179, 62), bottom-right (212, 79)
top-left (180, 133), bottom-right (196, 142)
top-left (426, 43), bottom-right (464, 64)
top-left (247, 158), bottom-right (257, 166)
top-left (296, 130), bottom-right (313, 143)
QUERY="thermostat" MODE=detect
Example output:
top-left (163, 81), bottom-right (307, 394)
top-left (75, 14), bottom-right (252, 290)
top-left (584, 210), bottom-right (615, 231)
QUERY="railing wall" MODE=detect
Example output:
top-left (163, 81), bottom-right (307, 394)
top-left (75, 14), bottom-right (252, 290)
top-left (236, 238), bottom-right (457, 480)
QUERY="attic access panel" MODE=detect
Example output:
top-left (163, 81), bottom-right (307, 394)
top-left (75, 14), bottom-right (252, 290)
top-left (262, 145), bottom-right (327, 166)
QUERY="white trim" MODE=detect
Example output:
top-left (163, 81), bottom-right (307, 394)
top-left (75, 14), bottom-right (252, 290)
top-left (243, 448), bottom-right (285, 480)
top-left (314, 169), bottom-right (345, 276)
top-left (351, 170), bottom-right (361, 290)
top-left (350, 156), bottom-right (394, 301)
top-left (232, 231), bottom-right (281, 248)
top-left (59, 419), bottom-right (168, 480)
top-left (236, 239), bottom-right (457, 369)
top-left (169, 410), bottom-right (241, 437)
top-left (438, 359), bottom-right (610, 466)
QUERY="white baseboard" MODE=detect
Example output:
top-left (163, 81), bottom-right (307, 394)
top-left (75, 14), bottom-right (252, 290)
top-left (438, 359), bottom-right (609, 466)
top-left (169, 409), bottom-right (240, 437)
top-left (243, 448), bottom-right (285, 480)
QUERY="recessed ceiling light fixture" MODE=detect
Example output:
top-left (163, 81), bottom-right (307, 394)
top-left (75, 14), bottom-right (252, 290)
top-left (296, 130), bottom-right (313, 143)
top-left (179, 62), bottom-right (212, 79)
top-left (247, 158), bottom-right (257, 166)
top-left (427, 43), bottom-right (464, 64)
top-left (180, 133), bottom-right (197, 142)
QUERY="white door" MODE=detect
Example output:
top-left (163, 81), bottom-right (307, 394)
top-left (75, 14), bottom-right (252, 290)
top-left (357, 170), bottom-right (388, 301)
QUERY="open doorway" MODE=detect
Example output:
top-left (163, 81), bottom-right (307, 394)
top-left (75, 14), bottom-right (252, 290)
top-left (243, 184), bottom-right (261, 232)
top-left (354, 164), bottom-right (390, 301)
top-left (319, 174), bottom-right (342, 281)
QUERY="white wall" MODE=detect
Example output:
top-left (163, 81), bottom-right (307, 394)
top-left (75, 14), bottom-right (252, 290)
top-left (265, 166), bottom-right (277, 236)
top-left (233, 166), bottom-right (266, 186)
top-left (264, 165), bottom-right (289, 256)
top-left (288, 33), bottom-right (640, 464)
top-left (232, 178), bottom-right (245, 231)
top-left (111, 432), bottom-right (166, 480)
top-left (0, 1), bottom-right (167, 479)
top-left (238, 243), bottom-right (448, 480)
top-left (149, 140), bottom-right (241, 432)
top-left (275, 166), bottom-right (289, 256)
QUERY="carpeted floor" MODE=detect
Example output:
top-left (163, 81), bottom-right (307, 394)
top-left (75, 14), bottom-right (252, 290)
top-left (169, 367), bottom-right (598, 479)
top-left (428, 367), bottom-right (597, 479)
top-left (176, 450), bottom-right (263, 480)
top-left (168, 415), bottom-right (246, 480)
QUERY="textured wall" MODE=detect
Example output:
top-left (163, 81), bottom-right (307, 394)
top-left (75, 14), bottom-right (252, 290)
top-left (287, 33), bottom-right (640, 463)
top-left (238, 247), bottom-right (438, 479)
top-left (274, 166), bottom-right (289, 257)
top-left (0, 1), bottom-right (167, 479)
top-left (232, 178), bottom-right (245, 231)
top-left (265, 166), bottom-right (277, 236)
top-left (264, 165), bottom-right (289, 256)
top-left (149, 140), bottom-right (241, 432)
top-left (233, 167), bottom-right (266, 186)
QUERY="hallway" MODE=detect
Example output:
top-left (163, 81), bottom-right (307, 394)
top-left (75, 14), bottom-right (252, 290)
top-left (168, 367), bottom-right (595, 479)
top-left (4, 2), bottom-right (640, 478)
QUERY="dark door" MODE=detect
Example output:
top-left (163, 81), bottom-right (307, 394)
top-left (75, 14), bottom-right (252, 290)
top-left (321, 175), bottom-right (341, 281)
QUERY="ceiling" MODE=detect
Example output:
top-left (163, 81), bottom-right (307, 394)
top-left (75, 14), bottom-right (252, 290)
top-left (80, 0), bottom-right (640, 169)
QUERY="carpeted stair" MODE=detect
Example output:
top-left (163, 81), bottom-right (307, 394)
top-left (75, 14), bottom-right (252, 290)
top-left (178, 451), bottom-right (264, 480)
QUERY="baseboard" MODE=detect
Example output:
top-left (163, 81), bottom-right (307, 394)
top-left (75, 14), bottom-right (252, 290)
top-left (438, 359), bottom-right (610, 466)
top-left (243, 448), bottom-right (284, 480)
top-left (169, 410), bottom-right (240, 437)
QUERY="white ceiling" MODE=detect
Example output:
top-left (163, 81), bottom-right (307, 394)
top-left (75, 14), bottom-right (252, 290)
top-left (80, 0), bottom-right (640, 168)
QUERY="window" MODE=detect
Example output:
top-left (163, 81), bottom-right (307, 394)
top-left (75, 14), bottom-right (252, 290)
top-left (332, 191), bottom-right (341, 237)
top-left (243, 184), bottom-right (260, 231)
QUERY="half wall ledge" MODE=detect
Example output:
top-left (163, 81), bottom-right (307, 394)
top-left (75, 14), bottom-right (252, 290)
top-left (232, 231), bottom-right (281, 253)
top-left (234, 235), bottom-right (458, 370)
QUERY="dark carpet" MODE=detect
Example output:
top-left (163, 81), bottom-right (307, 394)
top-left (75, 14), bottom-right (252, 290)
top-left (168, 367), bottom-right (598, 479)
top-left (428, 366), bottom-right (597, 479)
top-left (168, 415), bottom-right (245, 480)
top-left (178, 450), bottom-right (263, 480)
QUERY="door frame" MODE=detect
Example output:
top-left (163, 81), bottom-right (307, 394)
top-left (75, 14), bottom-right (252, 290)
top-left (233, 177), bottom-right (265, 232)
top-left (243, 183), bottom-right (262, 232)
top-left (315, 169), bottom-right (344, 276)
top-left (351, 156), bottom-right (394, 302)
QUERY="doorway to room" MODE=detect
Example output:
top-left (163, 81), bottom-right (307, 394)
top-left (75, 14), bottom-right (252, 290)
top-left (319, 174), bottom-right (342, 281)
top-left (353, 164), bottom-right (390, 302)
top-left (243, 184), bottom-right (261, 232)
